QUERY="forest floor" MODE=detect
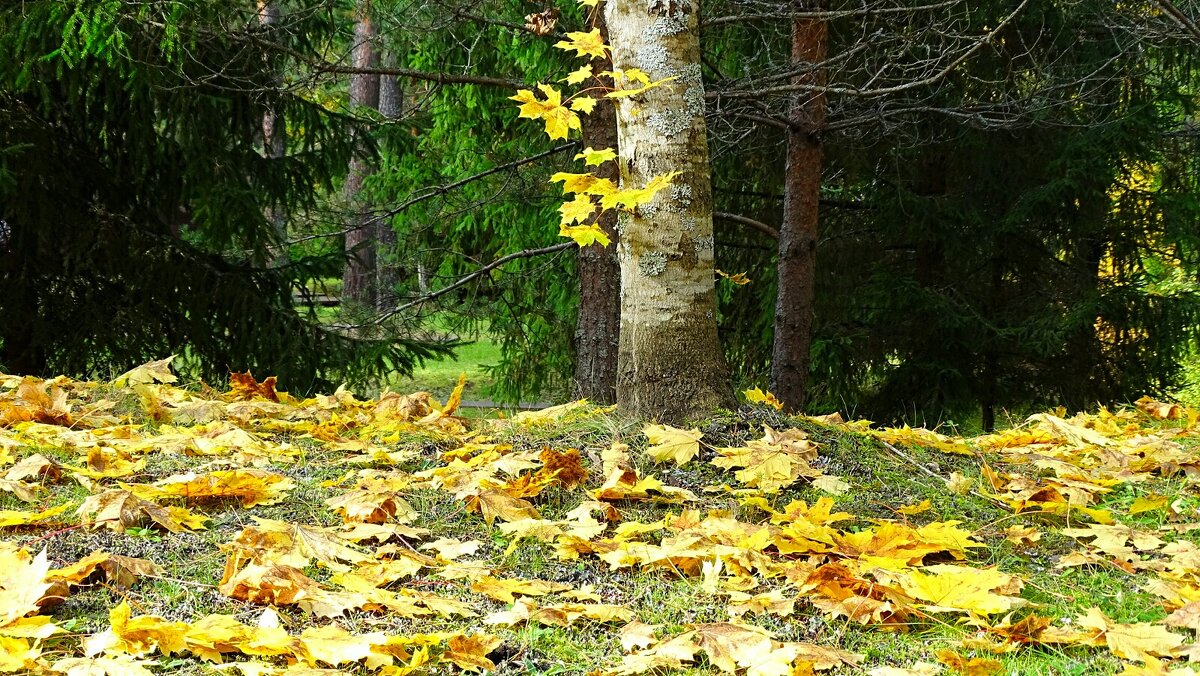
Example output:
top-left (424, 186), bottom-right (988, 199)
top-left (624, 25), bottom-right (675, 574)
top-left (0, 361), bottom-right (1198, 676)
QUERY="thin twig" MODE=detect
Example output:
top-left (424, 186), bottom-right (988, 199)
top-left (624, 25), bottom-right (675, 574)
top-left (714, 211), bottom-right (780, 239)
top-left (356, 241), bottom-right (575, 327)
top-left (879, 441), bottom-right (945, 481)
top-left (714, 0), bottom-right (1031, 99)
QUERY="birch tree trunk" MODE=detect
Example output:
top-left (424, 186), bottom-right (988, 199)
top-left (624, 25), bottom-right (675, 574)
top-left (574, 6), bottom-right (620, 404)
top-left (769, 10), bottom-right (827, 412)
top-left (342, 1), bottom-right (380, 308)
top-left (606, 0), bottom-right (733, 421)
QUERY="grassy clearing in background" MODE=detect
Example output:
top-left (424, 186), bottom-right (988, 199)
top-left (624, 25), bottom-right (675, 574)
top-left (388, 336), bottom-right (502, 404)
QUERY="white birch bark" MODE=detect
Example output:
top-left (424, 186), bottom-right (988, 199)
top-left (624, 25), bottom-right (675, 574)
top-left (605, 0), bottom-right (732, 421)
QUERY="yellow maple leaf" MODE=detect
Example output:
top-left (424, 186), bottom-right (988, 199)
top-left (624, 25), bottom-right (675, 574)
top-left (570, 96), bottom-right (598, 114)
top-left (574, 146), bottom-right (618, 166)
top-left (76, 489), bottom-right (208, 533)
top-left (294, 624), bottom-right (384, 666)
top-left (68, 446), bottom-right (144, 479)
top-left (0, 503), bottom-right (72, 528)
top-left (228, 372), bottom-right (281, 402)
top-left (888, 565), bottom-right (1027, 615)
top-left (512, 84), bottom-right (581, 140)
top-left (0, 637), bottom-right (40, 674)
top-left (470, 576), bottom-right (571, 603)
top-left (324, 487), bottom-right (415, 524)
top-left (0, 546), bottom-right (56, 631)
top-left (419, 537), bottom-right (481, 561)
top-left (559, 194), bottom-right (598, 225)
top-left (440, 372), bottom-right (468, 416)
top-left (4, 453), bottom-right (62, 483)
top-left (619, 620), bottom-right (661, 651)
top-left (560, 223), bottom-right (611, 248)
top-left (591, 465), bottom-right (697, 503)
top-left (49, 551), bottom-right (160, 591)
top-left (727, 589), bottom-right (796, 618)
top-left (643, 423), bottom-right (704, 465)
top-left (934, 649), bottom-right (1003, 676)
top-left (1130, 493), bottom-right (1170, 514)
top-left (218, 561), bottom-right (329, 611)
top-left (224, 517), bottom-right (369, 572)
top-left (485, 598), bottom-right (631, 627)
top-left (149, 469), bottom-right (294, 508)
top-left (606, 75), bottom-right (677, 99)
top-left (565, 64), bottom-right (593, 85)
top-left (84, 601), bottom-right (188, 657)
top-left (443, 633), bottom-right (502, 672)
top-left (716, 269), bottom-right (752, 286)
top-left (553, 28), bottom-right (609, 59)
top-left (712, 426), bottom-right (820, 493)
top-left (462, 488), bottom-right (541, 525)
top-left (1075, 607), bottom-right (1185, 661)
top-left (113, 356), bottom-right (178, 387)
top-left (1002, 524), bottom-right (1041, 546)
top-left (1135, 396), bottom-right (1184, 420)
top-left (550, 171), bottom-right (619, 196)
top-left (743, 387), bottom-right (782, 410)
top-left (52, 655), bottom-right (157, 676)
top-left (895, 499), bottom-right (932, 516)
top-left (945, 471), bottom-right (975, 495)
top-left (599, 171), bottom-right (680, 211)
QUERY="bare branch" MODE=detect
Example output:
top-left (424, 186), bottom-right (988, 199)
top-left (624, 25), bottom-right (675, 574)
top-left (714, 211), bottom-right (779, 239)
top-left (358, 242), bottom-right (576, 327)
top-left (367, 143), bottom-right (577, 225)
top-left (701, 0), bottom-right (966, 28)
top-left (1153, 0), bottom-right (1200, 42)
top-left (713, 0), bottom-right (1031, 99)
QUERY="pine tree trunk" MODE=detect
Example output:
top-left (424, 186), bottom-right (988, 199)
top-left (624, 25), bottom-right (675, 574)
top-left (574, 7), bottom-right (620, 404)
top-left (342, 2), bottom-right (380, 308)
top-left (376, 51), bottom-right (402, 310)
top-left (258, 0), bottom-right (288, 267)
top-left (769, 11), bottom-right (827, 413)
top-left (606, 0), bottom-right (733, 421)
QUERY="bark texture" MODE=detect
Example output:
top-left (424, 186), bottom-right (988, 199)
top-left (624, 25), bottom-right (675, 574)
top-left (258, 0), bottom-right (288, 267)
top-left (376, 51), bottom-right (402, 309)
top-left (574, 7), bottom-right (620, 404)
top-left (342, 2), bottom-right (380, 308)
top-left (606, 0), bottom-right (733, 421)
top-left (769, 11), bottom-right (828, 413)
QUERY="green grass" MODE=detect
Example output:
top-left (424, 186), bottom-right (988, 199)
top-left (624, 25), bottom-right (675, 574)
top-left (389, 335), bottom-right (503, 404)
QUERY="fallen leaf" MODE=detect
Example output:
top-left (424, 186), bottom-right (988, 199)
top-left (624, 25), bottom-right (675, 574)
top-left (643, 424), bottom-right (704, 466)
top-left (77, 489), bottom-right (207, 533)
top-left (934, 649), bottom-right (1002, 675)
top-left (619, 621), bottom-right (660, 652)
top-left (113, 357), bottom-right (178, 387)
top-left (1075, 607), bottom-right (1185, 661)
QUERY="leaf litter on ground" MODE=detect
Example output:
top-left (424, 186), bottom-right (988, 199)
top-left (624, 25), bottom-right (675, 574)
top-left (0, 361), bottom-right (1196, 674)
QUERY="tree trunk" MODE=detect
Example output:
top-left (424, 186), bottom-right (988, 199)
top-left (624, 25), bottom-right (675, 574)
top-left (376, 51), bottom-right (402, 310)
top-left (258, 0), bottom-right (288, 267)
top-left (574, 6), bottom-right (620, 404)
top-left (769, 10), bottom-right (827, 413)
top-left (606, 0), bottom-right (733, 421)
top-left (342, 2), bottom-right (380, 308)
top-left (0, 258), bottom-right (42, 375)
